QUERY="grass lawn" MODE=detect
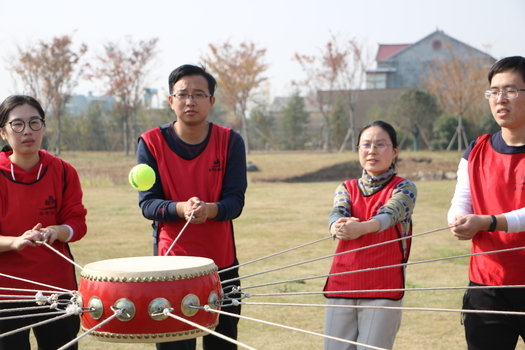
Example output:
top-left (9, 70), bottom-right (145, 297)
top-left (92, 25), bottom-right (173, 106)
top-left (25, 151), bottom-right (524, 350)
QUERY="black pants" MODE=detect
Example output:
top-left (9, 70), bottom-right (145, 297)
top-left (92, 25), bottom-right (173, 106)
top-left (0, 302), bottom-right (80, 350)
top-left (153, 244), bottom-right (241, 350)
top-left (156, 264), bottom-right (242, 350)
top-left (463, 281), bottom-right (525, 350)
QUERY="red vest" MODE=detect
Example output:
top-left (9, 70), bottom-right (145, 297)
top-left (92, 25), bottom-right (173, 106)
top-left (0, 153), bottom-right (80, 294)
top-left (141, 124), bottom-right (235, 268)
top-left (324, 176), bottom-right (410, 299)
top-left (468, 134), bottom-right (525, 285)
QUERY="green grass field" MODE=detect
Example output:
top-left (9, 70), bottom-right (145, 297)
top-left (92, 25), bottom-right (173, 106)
top-left (27, 151), bottom-right (525, 349)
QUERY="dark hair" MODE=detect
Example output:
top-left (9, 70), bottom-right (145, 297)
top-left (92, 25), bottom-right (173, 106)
top-left (488, 56), bottom-right (525, 84)
top-left (0, 95), bottom-right (45, 152)
top-left (168, 64), bottom-right (217, 96)
top-left (357, 120), bottom-right (399, 170)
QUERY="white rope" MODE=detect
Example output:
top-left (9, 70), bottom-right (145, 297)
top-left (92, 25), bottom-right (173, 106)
top-left (0, 286), bottom-right (64, 294)
top-left (0, 299), bottom-right (41, 304)
top-left (0, 311), bottom-right (72, 338)
top-left (247, 284), bottom-right (525, 298)
top-left (220, 235), bottom-right (334, 274)
top-left (222, 227), bottom-right (448, 285)
top-left (0, 310), bottom-right (66, 321)
top-left (0, 305), bottom-right (53, 314)
top-left (56, 308), bottom-right (123, 350)
top-left (203, 305), bottom-right (388, 350)
top-left (238, 301), bottom-right (525, 317)
top-left (164, 210), bottom-right (195, 256)
top-left (239, 245), bottom-right (525, 291)
top-left (163, 309), bottom-right (257, 350)
top-left (219, 222), bottom-right (345, 275)
top-left (0, 272), bottom-right (71, 293)
top-left (0, 295), bottom-right (37, 300)
top-left (36, 241), bottom-right (83, 270)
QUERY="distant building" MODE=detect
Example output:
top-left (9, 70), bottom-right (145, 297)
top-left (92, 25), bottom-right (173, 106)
top-left (270, 89), bottom-right (405, 139)
top-left (66, 92), bottom-right (116, 116)
top-left (270, 30), bottom-right (495, 150)
top-left (365, 30), bottom-right (495, 89)
top-left (316, 88), bottom-right (406, 131)
top-left (67, 88), bottom-right (164, 116)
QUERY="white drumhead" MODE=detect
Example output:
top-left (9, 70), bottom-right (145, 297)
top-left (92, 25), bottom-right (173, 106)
top-left (81, 256), bottom-right (217, 281)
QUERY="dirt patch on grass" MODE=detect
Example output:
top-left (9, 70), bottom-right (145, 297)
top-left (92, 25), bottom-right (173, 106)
top-left (397, 157), bottom-right (458, 176)
top-left (258, 157), bottom-right (459, 183)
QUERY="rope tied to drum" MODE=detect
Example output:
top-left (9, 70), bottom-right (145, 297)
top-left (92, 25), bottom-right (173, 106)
top-left (236, 244), bottom-right (525, 291)
top-left (0, 304), bottom-right (54, 313)
top-left (221, 226), bottom-right (451, 285)
top-left (56, 307), bottom-right (124, 350)
top-left (0, 292), bottom-right (80, 317)
top-left (0, 302), bottom-right (82, 339)
top-left (0, 272), bottom-right (72, 293)
top-left (35, 241), bottom-right (84, 270)
top-left (159, 307), bottom-right (258, 350)
top-left (219, 235), bottom-right (335, 274)
top-left (235, 301), bottom-right (525, 317)
top-left (0, 290), bottom-right (72, 305)
top-left (246, 284), bottom-right (525, 298)
top-left (164, 210), bottom-right (195, 256)
top-left (220, 223), bottom-right (448, 276)
top-left (0, 286), bottom-right (71, 294)
top-left (201, 305), bottom-right (389, 350)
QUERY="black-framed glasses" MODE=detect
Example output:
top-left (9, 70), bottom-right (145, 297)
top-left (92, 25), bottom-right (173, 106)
top-left (485, 89), bottom-right (525, 100)
top-left (170, 93), bottom-right (212, 102)
top-left (8, 118), bottom-right (45, 133)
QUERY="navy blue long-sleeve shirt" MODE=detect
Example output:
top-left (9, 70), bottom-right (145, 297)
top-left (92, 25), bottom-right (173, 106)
top-left (137, 122), bottom-right (247, 224)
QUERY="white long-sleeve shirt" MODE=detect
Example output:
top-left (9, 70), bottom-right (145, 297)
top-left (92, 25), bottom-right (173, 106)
top-left (447, 134), bottom-right (525, 233)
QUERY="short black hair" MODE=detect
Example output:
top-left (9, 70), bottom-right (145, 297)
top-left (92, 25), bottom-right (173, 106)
top-left (168, 64), bottom-right (217, 96)
top-left (488, 56), bottom-right (525, 84)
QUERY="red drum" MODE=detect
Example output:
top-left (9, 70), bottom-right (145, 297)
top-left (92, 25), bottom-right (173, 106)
top-left (78, 256), bottom-right (222, 343)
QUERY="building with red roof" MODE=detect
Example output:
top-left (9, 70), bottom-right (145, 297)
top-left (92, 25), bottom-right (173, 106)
top-left (366, 30), bottom-right (494, 89)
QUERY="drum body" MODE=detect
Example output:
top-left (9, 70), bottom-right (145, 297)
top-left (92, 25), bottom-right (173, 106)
top-left (78, 256), bottom-right (221, 343)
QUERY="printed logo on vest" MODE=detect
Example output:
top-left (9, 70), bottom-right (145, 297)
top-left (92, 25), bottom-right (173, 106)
top-left (209, 159), bottom-right (222, 172)
top-left (40, 195), bottom-right (57, 216)
top-left (515, 175), bottom-right (525, 191)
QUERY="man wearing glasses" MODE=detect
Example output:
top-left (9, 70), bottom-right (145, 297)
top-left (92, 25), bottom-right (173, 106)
top-left (137, 64), bottom-right (247, 350)
top-left (448, 56), bottom-right (525, 350)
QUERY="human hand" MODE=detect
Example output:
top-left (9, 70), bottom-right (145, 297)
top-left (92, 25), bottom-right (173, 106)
top-left (11, 223), bottom-right (45, 250)
top-left (331, 217), bottom-right (366, 240)
top-left (449, 214), bottom-right (487, 240)
top-left (184, 197), bottom-right (208, 224)
top-left (40, 225), bottom-right (59, 244)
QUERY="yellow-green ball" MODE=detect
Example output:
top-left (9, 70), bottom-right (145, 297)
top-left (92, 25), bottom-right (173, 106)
top-left (129, 164), bottom-right (156, 191)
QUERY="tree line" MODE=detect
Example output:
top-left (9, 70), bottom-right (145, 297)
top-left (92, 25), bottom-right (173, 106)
top-left (4, 33), bottom-right (496, 155)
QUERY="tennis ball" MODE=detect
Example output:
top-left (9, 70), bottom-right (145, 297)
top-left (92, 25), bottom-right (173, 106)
top-left (129, 164), bottom-right (156, 191)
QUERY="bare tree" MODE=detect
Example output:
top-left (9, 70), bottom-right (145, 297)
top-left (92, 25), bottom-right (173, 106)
top-left (294, 33), bottom-right (369, 152)
top-left (421, 46), bottom-right (491, 151)
top-left (201, 41), bottom-right (268, 154)
top-left (89, 36), bottom-right (158, 155)
top-left (10, 35), bottom-right (88, 155)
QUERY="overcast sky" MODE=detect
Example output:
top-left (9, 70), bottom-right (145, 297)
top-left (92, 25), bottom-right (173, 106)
top-left (1, 0), bottom-right (524, 105)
